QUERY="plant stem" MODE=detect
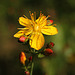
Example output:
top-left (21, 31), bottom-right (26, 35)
top-left (30, 61), bottom-right (34, 75)
top-left (30, 49), bottom-right (35, 75)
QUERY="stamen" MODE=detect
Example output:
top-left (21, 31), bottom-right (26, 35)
top-left (29, 11), bottom-right (31, 16)
top-left (29, 20), bottom-right (34, 25)
top-left (29, 11), bottom-right (34, 22)
top-left (32, 13), bottom-right (33, 15)
top-left (17, 28), bottom-right (29, 30)
top-left (53, 24), bottom-right (57, 26)
top-left (34, 12), bottom-right (36, 21)
top-left (48, 15), bottom-right (51, 17)
top-left (31, 13), bottom-right (34, 21)
top-left (40, 11), bottom-right (42, 16)
top-left (23, 15), bottom-right (28, 19)
top-left (17, 28), bottom-right (24, 29)
top-left (40, 15), bottom-right (50, 24)
top-left (40, 11), bottom-right (44, 17)
top-left (38, 13), bottom-right (44, 22)
top-left (51, 24), bottom-right (57, 27)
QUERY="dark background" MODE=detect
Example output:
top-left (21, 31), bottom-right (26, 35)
top-left (0, 0), bottom-right (75, 75)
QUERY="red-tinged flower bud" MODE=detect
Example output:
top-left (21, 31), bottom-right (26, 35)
top-left (45, 48), bottom-right (53, 55)
top-left (20, 52), bottom-right (26, 65)
top-left (25, 71), bottom-right (30, 75)
top-left (29, 56), bottom-right (32, 62)
top-left (50, 20), bottom-right (53, 24)
top-left (50, 42), bottom-right (54, 47)
top-left (19, 36), bottom-right (26, 42)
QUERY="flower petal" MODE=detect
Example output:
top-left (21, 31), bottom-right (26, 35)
top-left (36, 16), bottom-right (47, 26)
top-left (14, 27), bottom-right (33, 38)
top-left (19, 17), bottom-right (31, 26)
top-left (14, 30), bottom-right (24, 38)
top-left (41, 26), bottom-right (58, 35)
top-left (24, 28), bottom-right (33, 35)
top-left (29, 32), bottom-right (44, 50)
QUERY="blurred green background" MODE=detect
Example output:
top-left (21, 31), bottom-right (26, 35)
top-left (0, 0), bottom-right (75, 75)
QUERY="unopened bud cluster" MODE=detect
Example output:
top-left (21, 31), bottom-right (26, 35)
top-left (19, 42), bottom-right (55, 74)
top-left (44, 42), bottom-right (54, 56)
top-left (19, 52), bottom-right (33, 74)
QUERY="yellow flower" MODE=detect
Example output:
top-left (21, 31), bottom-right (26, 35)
top-left (14, 12), bottom-right (58, 50)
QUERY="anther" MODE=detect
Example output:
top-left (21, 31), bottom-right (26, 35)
top-left (23, 15), bottom-right (28, 19)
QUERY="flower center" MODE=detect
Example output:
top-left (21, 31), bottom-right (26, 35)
top-left (34, 24), bottom-right (41, 32)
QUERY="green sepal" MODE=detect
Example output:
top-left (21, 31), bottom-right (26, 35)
top-left (38, 53), bottom-right (45, 58)
top-left (47, 20), bottom-right (51, 25)
top-left (25, 38), bottom-right (28, 42)
top-left (27, 66), bottom-right (31, 69)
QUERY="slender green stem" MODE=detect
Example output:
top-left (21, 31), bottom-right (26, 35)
top-left (30, 61), bottom-right (34, 75)
top-left (30, 49), bottom-right (35, 75)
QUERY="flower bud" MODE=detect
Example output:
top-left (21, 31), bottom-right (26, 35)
top-left (45, 48), bottom-right (53, 55)
top-left (50, 42), bottom-right (54, 47)
top-left (25, 71), bottom-right (30, 75)
top-left (50, 20), bottom-right (53, 24)
top-left (19, 36), bottom-right (26, 42)
top-left (19, 52), bottom-right (26, 65)
top-left (29, 56), bottom-right (32, 62)
top-left (47, 20), bottom-right (53, 25)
